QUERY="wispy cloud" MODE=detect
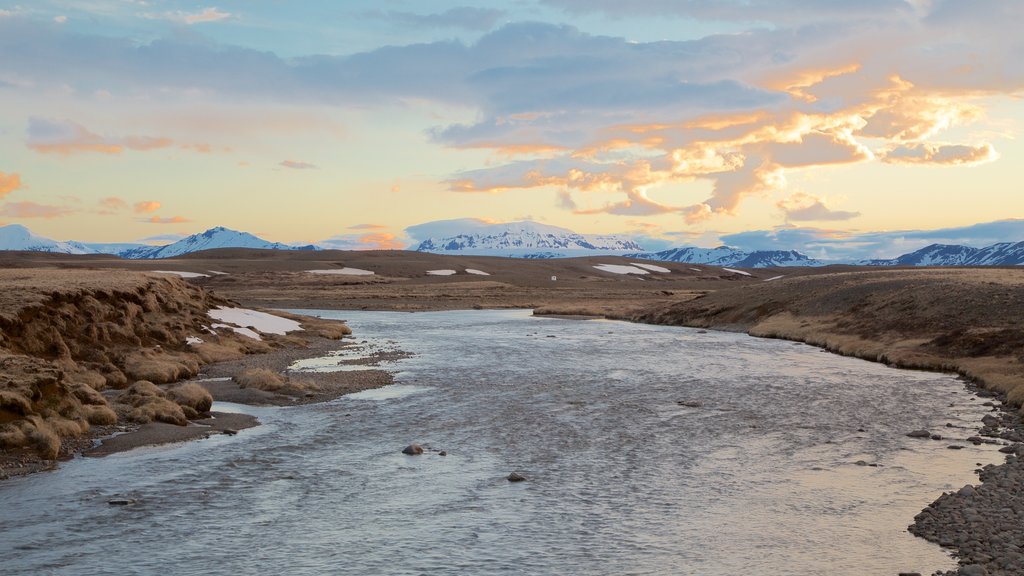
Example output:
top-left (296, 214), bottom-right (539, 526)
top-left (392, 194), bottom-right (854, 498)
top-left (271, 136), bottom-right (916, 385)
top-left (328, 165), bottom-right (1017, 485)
top-left (134, 201), bottom-right (161, 214)
top-left (279, 160), bottom-right (318, 170)
top-left (364, 7), bottom-right (505, 31)
top-left (27, 118), bottom-right (173, 155)
top-left (97, 196), bottom-right (128, 215)
top-left (143, 215), bottom-right (191, 224)
top-left (318, 232), bottom-right (405, 250)
top-left (0, 201), bottom-right (75, 219)
top-left (140, 7), bottom-right (232, 25)
top-left (348, 223), bottom-right (388, 230)
top-left (778, 193), bottom-right (861, 222)
top-left (880, 143), bottom-right (998, 166)
top-left (0, 171), bottom-right (22, 199)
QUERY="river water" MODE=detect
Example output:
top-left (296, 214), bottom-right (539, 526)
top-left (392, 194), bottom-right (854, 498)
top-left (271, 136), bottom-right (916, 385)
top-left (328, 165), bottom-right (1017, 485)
top-left (0, 310), bottom-right (1001, 575)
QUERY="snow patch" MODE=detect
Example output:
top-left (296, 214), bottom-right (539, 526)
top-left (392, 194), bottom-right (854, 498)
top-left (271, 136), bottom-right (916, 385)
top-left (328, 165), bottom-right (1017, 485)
top-left (208, 306), bottom-right (302, 339)
top-left (593, 264), bottom-right (650, 275)
top-left (185, 336), bottom-right (204, 345)
top-left (307, 268), bottom-right (375, 276)
top-left (722, 268), bottom-right (752, 276)
top-left (465, 269), bottom-right (490, 276)
top-left (689, 268), bottom-right (703, 272)
top-left (151, 270), bottom-right (210, 278)
top-left (208, 270), bottom-right (229, 275)
top-left (764, 275), bottom-right (786, 282)
top-left (427, 269), bottom-right (457, 276)
top-left (213, 323), bottom-right (261, 340)
top-left (631, 262), bottom-right (671, 273)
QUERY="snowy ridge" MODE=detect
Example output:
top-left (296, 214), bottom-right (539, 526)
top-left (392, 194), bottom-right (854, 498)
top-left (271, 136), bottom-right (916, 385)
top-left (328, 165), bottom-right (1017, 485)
top-left (120, 227), bottom-right (319, 259)
top-left (0, 224), bottom-right (91, 254)
top-left (632, 246), bottom-right (823, 268)
top-left (415, 221), bottom-right (643, 257)
top-left (862, 242), bottom-right (1024, 266)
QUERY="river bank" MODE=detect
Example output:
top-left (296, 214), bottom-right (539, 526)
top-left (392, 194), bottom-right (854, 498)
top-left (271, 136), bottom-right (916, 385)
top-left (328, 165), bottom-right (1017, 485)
top-left (0, 270), bottom-right (389, 479)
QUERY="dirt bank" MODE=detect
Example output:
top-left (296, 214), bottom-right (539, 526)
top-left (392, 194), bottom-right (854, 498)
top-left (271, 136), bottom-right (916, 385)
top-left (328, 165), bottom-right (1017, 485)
top-left (0, 269), bottom-right (357, 478)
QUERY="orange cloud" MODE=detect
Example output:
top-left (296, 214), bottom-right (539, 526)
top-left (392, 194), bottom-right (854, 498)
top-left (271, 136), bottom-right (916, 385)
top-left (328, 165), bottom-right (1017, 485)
top-left (0, 171), bottom-right (22, 199)
top-left (0, 201), bottom-right (75, 219)
top-left (146, 215), bottom-right (191, 224)
top-left (134, 201), bottom-right (161, 213)
top-left (280, 160), bottom-right (318, 170)
top-left (349, 223), bottom-right (388, 230)
top-left (449, 70), bottom-right (1001, 223)
top-left (880, 142), bottom-right (998, 166)
top-left (27, 118), bottom-right (176, 156)
top-left (358, 232), bottom-right (404, 250)
top-left (97, 196), bottom-right (128, 215)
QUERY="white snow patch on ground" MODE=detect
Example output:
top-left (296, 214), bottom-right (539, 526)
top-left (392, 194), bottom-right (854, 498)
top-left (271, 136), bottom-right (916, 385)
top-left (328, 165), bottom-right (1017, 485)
top-left (427, 269), bottom-right (457, 276)
top-left (631, 263), bottom-right (671, 273)
top-left (185, 336), bottom-right (204, 345)
top-left (689, 267), bottom-right (703, 272)
top-left (212, 323), bottom-right (261, 340)
top-left (465, 269), bottom-right (490, 276)
top-left (152, 270), bottom-right (210, 278)
top-left (722, 268), bottom-right (752, 276)
top-left (764, 275), bottom-right (786, 282)
top-left (307, 268), bottom-right (375, 276)
top-left (593, 264), bottom-right (650, 275)
top-left (208, 270), bottom-right (229, 275)
top-left (208, 307), bottom-right (302, 340)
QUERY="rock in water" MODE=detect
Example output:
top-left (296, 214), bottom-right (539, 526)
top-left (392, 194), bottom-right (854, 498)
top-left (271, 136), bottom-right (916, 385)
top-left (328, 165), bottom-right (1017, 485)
top-left (402, 444), bottom-right (424, 455)
top-left (507, 472), bottom-right (527, 482)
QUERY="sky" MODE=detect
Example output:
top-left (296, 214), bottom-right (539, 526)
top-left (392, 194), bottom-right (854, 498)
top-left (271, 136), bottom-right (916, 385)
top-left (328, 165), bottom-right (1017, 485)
top-left (0, 0), bottom-right (1022, 259)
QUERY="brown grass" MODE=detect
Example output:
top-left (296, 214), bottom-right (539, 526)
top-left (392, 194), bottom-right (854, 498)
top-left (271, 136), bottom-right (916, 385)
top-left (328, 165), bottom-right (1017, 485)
top-left (166, 382), bottom-right (213, 419)
top-left (234, 368), bottom-right (320, 395)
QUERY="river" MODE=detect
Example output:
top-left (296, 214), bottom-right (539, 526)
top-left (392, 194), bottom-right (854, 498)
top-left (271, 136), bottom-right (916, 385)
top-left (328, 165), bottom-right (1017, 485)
top-left (0, 310), bottom-right (1000, 575)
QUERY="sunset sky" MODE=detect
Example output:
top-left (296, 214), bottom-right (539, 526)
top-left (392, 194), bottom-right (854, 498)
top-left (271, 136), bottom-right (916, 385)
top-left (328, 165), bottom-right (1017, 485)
top-left (0, 1), bottom-right (1022, 258)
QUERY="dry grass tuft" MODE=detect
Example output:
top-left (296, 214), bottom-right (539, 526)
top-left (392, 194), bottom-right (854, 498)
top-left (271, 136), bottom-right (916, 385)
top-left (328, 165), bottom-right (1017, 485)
top-left (115, 380), bottom-right (187, 426)
top-left (166, 382), bottom-right (213, 418)
top-left (233, 368), bottom-right (320, 395)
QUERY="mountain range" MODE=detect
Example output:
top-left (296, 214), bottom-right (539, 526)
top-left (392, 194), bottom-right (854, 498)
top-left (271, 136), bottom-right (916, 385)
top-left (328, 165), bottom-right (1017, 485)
top-left (1, 222), bottom-right (1023, 267)
top-left (412, 221), bottom-right (643, 257)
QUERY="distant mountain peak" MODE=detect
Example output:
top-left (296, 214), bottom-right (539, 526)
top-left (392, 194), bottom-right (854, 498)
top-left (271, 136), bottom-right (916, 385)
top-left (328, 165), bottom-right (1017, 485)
top-left (414, 219), bottom-right (644, 257)
top-left (631, 245), bottom-right (823, 268)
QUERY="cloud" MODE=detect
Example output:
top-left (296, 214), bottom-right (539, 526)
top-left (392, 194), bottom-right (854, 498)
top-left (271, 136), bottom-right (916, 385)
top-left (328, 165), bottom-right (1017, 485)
top-left (280, 160), bottom-right (318, 170)
top-left (404, 218), bottom-right (495, 243)
top-left (365, 7), bottom-right (505, 31)
top-left (718, 218), bottom-right (1024, 261)
top-left (134, 201), bottom-right (161, 214)
top-left (26, 118), bottom-right (174, 155)
top-left (0, 201), bottom-right (75, 219)
top-left (540, 0), bottom-right (914, 23)
top-left (138, 233), bottom-right (186, 244)
top-left (880, 142), bottom-right (998, 166)
top-left (0, 171), bottom-right (22, 199)
top-left (140, 7), bottom-right (232, 25)
top-left (778, 193), bottom-right (861, 222)
top-left (97, 196), bottom-right (128, 215)
top-left (54, 15), bottom-right (67, 24)
top-left (318, 232), bottom-right (406, 250)
top-left (143, 215), bottom-right (191, 224)
top-left (348, 223), bottom-right (387, 230)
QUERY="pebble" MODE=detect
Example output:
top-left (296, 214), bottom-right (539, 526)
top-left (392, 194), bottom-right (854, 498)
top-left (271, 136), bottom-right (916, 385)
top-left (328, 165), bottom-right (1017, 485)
top-left (401, 444), bottom-right (424, 455)
top-left (907, 429), bottom-right (931, 438)
top-left (507, 472), bottom-right (527, 482)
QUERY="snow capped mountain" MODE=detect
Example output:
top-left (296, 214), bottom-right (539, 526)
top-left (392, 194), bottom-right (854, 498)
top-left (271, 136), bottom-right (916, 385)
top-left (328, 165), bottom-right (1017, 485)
top-left (120, 227), bottom-right (318, 259)
top-left (414, 220), bottom-right (644, 257)
top-left (632, 246), bottom-right (822, 268)
top-left (863, 242), bottom-right (1024, 266)
top-left (0, 224), bottom-right (92, 254)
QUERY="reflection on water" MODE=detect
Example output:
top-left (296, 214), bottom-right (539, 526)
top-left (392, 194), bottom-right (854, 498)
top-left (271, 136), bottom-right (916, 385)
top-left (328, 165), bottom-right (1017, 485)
top-left (0, 310), bottom-right (1001, 575)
